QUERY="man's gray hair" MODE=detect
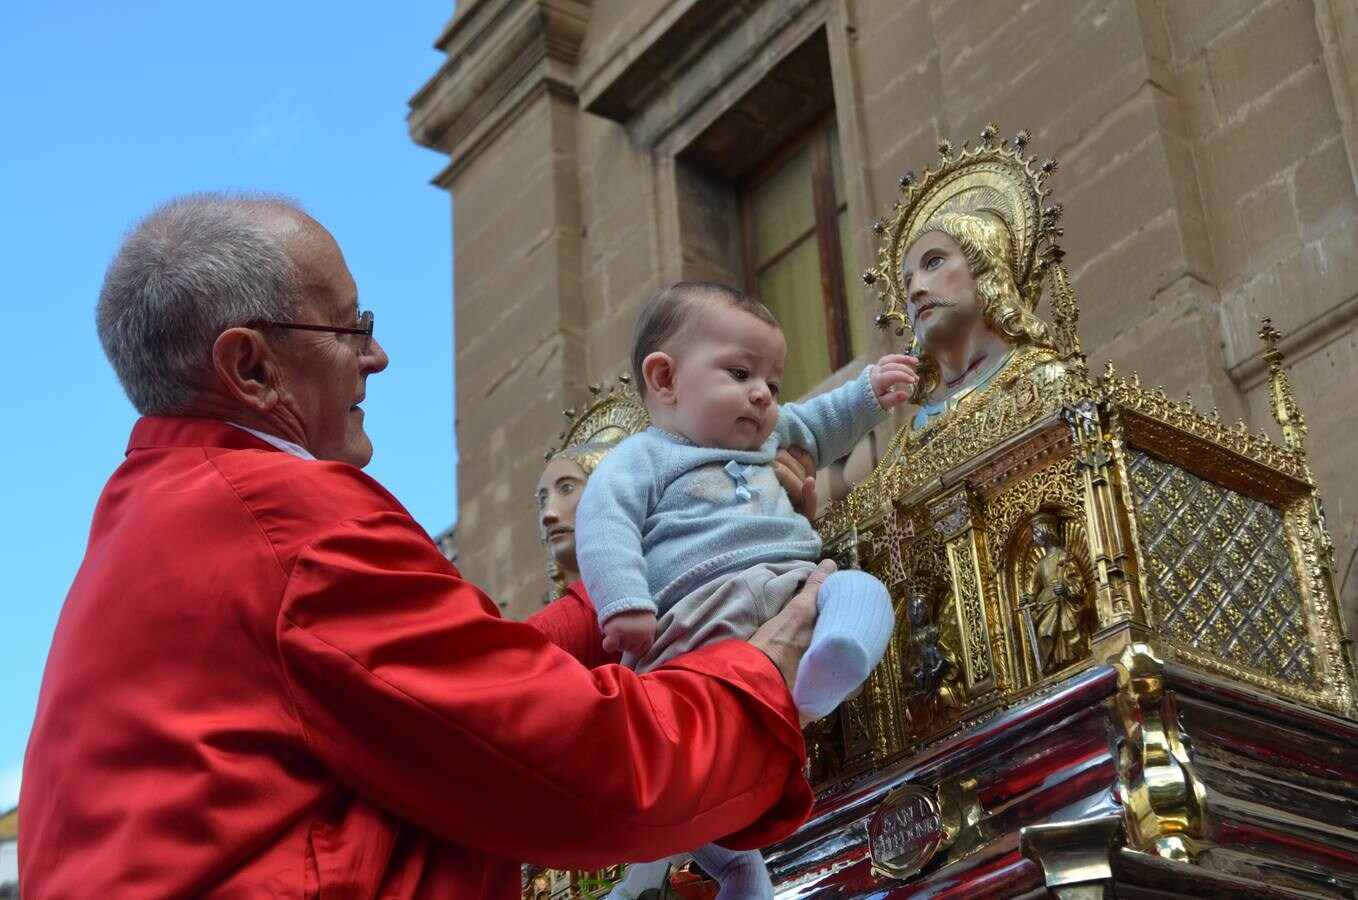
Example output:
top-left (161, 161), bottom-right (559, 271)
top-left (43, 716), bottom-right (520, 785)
top-left (96, 192), bottom-right (304, 415)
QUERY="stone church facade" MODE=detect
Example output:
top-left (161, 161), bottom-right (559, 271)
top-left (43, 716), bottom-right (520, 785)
top-left (409, 0), bottom-right (1358, 628)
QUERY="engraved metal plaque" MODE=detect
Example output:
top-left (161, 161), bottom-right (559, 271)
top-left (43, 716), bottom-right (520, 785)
top-left (868, 784), bottom-right (946, 880)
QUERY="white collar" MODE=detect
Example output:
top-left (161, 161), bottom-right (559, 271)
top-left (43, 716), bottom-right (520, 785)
top-left (226, 423), bottom-right (316, 461)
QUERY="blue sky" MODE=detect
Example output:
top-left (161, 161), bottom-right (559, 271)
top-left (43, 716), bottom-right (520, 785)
top-left (0, 1), bottom-right (457, 810)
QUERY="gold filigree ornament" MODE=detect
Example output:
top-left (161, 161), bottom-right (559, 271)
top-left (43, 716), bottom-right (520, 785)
top-left (544, 374), bottom-right (649, 461)
top-left (865, 124), bottom-right (1063, 342)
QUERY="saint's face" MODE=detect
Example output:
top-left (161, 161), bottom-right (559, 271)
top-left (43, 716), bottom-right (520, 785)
top-left (901, 231), bottom-right (982, 353)
top-left (666, 302), bottom-right (786, 451)
top-left (536, 456), bottom-right (589, 578)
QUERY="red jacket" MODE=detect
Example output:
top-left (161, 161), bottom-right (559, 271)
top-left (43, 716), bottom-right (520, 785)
top-left (20, 417), bottom-right (811, 897)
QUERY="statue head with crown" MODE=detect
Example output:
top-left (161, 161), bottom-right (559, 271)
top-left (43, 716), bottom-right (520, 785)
top-left (900, 204), bottom-right (1055, 412)
top-left (538, 377), bottom-right (651, 598)
top-left (537, 441), bottom-right (618, 596)
top-left (865, 126), bottom-right (1076, 437)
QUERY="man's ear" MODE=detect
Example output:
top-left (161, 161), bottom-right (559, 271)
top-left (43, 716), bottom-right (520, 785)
top-left (211, 327), bottom-right (281, 412)
top-left (642, 351), bottom-right (678, 405)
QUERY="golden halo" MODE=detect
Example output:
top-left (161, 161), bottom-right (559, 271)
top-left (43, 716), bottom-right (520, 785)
top-left (546, 375), bottom-right (650, 460)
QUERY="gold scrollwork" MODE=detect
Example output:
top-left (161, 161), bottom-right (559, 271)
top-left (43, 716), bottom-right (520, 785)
top-left (946, 530), bottom-right (994, 690)
top-left (1099, 373), bottom-right (1306, 484)
top-left (820, 348), bottom-right (1083, 541)
top-left (1112, 644), bottom-right (1208, 860)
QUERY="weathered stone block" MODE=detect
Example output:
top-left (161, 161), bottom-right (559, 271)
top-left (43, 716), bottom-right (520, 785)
top-left (1220, 215), bottom-right (1358, 367)
top-left (1239, 177), bottom-right (1304, 275)
top-left (1160, 130), bottom-right (1215, 277)
top-left (1198, 63), bottom-right (1341, 215)
top-left (1294, 135), bottom-right (1358, 244)
top-left (1160, 0), bottom-right (1250, 63)
top-left (1169, 55), bottom-right (1220, 138)
top-left (1133, 0), bottom-right (1175, 88)
top-left (935, 0), bottom-right (1147, 160)
top-left (852, 0), bottom-right (930, 105)
top-left (1274, 214), bottom-right (1358, 323)
top-left (1071, 211), bottom-right (1189, 350)
top-left (1205, 0), bottom-right (1324, 118)
top-left (458, 280), bottom-right (569, 393)
top-left (1091, 278), bottom-right (1243, 420)
top-left (575, 0), bottom-right (672, 87)
top-left (585, 308), bottom-right (640, 384)
top-left (1061, 104), bottom-right (1182, 262)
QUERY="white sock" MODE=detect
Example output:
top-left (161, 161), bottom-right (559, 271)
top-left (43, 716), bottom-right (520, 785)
top-left (791, 570), bottom-right (894, 719)
top-left (606, 856), bottom-right (680, 899)
top-left (691, 844), bottom-right (773, 900)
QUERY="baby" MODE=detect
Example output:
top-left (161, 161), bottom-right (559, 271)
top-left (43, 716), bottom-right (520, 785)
top-left (576, 281), bottom-right (916, 899)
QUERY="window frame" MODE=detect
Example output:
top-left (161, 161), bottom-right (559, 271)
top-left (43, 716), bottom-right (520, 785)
top-left (739, 111), bottom-right (853, 380)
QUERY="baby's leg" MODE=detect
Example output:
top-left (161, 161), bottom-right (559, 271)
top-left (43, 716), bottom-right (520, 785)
top-left (792, 570), bottom-right (894, 719)
top-left (691, 844), bottom-right (773, 900)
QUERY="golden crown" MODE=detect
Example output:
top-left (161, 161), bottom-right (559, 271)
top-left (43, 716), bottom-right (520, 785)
top-left (863, 123), bottom-right (1066, 339)
top-left (544, 374), bottom-right (650, 460)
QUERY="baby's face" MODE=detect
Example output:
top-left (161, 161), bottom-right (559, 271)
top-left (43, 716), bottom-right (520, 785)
top-left (667, 302), bottom-right (786, 451)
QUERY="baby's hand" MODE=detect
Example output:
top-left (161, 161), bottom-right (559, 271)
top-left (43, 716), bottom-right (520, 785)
top-left (870, 354), bottom-right (920, 409)
top-left (602, 609), bottom-right (659, 656)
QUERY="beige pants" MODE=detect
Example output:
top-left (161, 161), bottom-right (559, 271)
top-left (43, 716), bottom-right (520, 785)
top-left (625, 560), bottom-right (818, 673)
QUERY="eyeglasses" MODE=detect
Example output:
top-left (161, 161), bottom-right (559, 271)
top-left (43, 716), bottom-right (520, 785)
top-left (251, 309), bottom-right (375, 355)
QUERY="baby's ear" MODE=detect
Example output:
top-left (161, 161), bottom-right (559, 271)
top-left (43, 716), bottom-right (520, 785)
top-left (642, 351), bottom-right (678, 404)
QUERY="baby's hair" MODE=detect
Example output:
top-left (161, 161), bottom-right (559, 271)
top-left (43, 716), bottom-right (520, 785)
top-left (630, 281), bottom-right (779, 397)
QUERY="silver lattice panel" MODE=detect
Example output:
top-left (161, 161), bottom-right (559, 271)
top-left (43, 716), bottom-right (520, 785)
top-left (1127, 450), bottom-right (1315, 688)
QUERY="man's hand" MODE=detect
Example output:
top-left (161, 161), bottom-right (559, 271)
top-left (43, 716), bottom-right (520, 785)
top-left (870, 354), bottom-right (920, 410)
top-left (749, 559), bottom-right (837, 723)
top-left (772, 446), bottom-right (818, 519)
top-left (602, 609), bottom-right (658, 656)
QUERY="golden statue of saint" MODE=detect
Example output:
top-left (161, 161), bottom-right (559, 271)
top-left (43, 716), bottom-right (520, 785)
top-left (895, 201), bottom-right (1061, 432)
top-left (837, 128), bottom-right (1081, 508)
top-left (1022, 514), bottom-right (1089, 672)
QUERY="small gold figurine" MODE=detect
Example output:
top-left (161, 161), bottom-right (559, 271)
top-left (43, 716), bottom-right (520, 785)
top-left (1021, 514), bottom-right (1089, 674)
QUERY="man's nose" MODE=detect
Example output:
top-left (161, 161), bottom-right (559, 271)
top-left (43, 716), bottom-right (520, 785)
top-left (362, 337), bottom-right (390, 373)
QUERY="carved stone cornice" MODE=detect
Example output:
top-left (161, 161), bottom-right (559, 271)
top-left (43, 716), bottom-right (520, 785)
top-left (407, 0), bottom-right (588, 185)
top-left (579, 0), bottom-right (758, 120)
top-left (578, 0), bottom-right (823, 151)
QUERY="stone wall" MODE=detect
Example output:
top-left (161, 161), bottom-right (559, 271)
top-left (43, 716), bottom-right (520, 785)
top-left (411, 0), bottom-right (1358, 627)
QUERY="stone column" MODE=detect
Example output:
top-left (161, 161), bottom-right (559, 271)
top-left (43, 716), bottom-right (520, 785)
top-left (410, 0), bottom-right (590, 614)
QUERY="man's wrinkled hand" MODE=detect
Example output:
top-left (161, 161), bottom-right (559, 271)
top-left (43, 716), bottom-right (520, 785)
top-left (772, 446), bottom-right (818, 519)
top-left (602, 609), bottom-right (658, 656)
top-left (749, 558), bottom-right (837, 718)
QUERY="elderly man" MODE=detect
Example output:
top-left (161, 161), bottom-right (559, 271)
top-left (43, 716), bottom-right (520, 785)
top-left (20, 194), bottom-right (825, 897)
